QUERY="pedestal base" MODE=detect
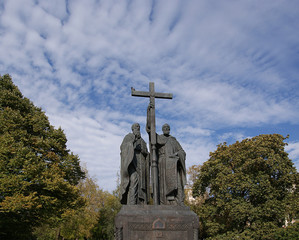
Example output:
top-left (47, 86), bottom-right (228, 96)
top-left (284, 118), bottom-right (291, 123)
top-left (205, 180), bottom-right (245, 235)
top-left (115, 205), bottom-right (199, 240)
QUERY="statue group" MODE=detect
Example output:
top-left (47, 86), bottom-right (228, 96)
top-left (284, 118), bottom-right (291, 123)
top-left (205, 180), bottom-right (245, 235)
top-left (116, 83), bottom-right (199, 240)
top-left (120, 102), bottom-right (186, 206)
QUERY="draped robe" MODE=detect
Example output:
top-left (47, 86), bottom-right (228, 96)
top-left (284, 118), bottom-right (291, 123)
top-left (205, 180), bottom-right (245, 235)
top-left (157, 134), bottom-right (186, 205)
top-left (120, 133), bottom-right (149, 204)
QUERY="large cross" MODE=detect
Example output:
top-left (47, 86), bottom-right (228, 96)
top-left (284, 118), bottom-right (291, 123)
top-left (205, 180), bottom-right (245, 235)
top-left (131, 82), bottom-right (173, 205)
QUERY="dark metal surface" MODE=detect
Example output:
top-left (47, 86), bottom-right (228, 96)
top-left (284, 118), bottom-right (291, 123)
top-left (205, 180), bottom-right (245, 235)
top-left (115, 205), bottom-right (199, 240)
top-left (131, 82), bottom-right (172, 205)
top-left (120, 123), bottom-right (150, 205)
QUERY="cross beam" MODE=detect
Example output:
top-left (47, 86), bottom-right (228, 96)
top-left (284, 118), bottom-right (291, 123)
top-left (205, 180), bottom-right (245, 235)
top-left (131, 82), bottom-right (173, 144)
top-left (131, 82), bottom-right (172, 205)
top-left (131, 89), bottom-right (172, 99)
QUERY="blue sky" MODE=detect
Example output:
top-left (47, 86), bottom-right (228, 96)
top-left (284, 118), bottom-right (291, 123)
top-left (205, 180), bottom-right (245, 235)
top-left (1, 0), bottom-right (299, 192)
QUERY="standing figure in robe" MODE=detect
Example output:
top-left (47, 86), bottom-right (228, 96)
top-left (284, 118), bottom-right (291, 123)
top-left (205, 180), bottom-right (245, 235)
top-left (120, 123), bottom-right (150, 205)
top-left (147, 105), bottom-right (186, 205)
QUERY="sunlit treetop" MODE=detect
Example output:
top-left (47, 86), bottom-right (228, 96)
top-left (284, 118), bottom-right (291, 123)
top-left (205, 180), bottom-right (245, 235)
top-left (0, 74), bottom-right (85, 239)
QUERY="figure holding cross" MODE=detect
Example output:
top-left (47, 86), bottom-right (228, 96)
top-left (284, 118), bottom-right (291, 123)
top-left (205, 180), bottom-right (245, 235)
top-left (131, 82), bottom-right (186, 205)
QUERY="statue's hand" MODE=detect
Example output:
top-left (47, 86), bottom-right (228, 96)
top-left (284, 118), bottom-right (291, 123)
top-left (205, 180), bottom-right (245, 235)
top-left (141, 148), bottom-right (148, 155)
top-left (135, 132), bottom-right (141, 139)
top-left (169, 152), bottom-right (178, 158)
top-left (135, 144), bottom-right (141, 151)
top-left (148, 102), bottom-right (154, 109)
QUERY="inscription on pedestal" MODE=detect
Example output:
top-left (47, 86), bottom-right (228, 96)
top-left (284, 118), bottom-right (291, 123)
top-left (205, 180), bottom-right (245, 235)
top-left (154, 231), bottom-right (163, 238)
top-left (115, 205), bottom-right (199, 240)
top-left (128, 222), bottom-right (152, 231)
top-left (153, 218), bottom-right (165, 229)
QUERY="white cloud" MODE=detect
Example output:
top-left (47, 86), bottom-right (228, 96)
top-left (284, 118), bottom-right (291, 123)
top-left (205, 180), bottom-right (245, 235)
top-left (177, 126), bottom-right (212, 137)
top-left (217, 132), bottom-right (248, 144)
top-left (48, 109), bottom-right (125, 191)
top-left (37, 0), bottom-right (68, 20)
top-left (285, 142), bottom-right (299, 171)
top-left (1, 0), bottom-right (299, 191)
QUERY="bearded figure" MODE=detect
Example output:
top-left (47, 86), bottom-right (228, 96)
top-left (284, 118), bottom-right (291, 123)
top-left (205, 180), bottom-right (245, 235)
top-left (120, 123), bottom-right (150, 205)
top-left (156, 123), bottom-right (186, 205)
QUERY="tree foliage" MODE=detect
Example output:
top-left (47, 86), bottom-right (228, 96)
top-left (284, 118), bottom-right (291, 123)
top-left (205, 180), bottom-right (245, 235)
top-left (0, 74), bottom-right (85, 239)
top-left (192, 134), bottom-right (298, 239)
top-left (269, 221), bottom-right (299, 240)
top-left (185, 164), bottom-right (209, 237)
top-left (58, 173), bottom-right (121, 240)
top-left (34, 174), bottom-right (121, 240)
top-left (186, 164), bottom-right (201, 189)
top-left (58, 174), bottom-right (102, 239)
top-left (90, 190), bottom-right (122, 240)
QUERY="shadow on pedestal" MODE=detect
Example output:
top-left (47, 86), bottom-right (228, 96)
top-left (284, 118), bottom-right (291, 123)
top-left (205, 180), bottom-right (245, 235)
top-left (115, 205), bottom-right (199, 240)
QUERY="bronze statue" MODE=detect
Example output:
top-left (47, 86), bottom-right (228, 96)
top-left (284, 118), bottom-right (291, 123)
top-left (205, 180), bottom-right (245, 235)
top-left (130, 83), bottom-right (186, 205)
top-left (146, 103), bottom-right (186, 205)
top-left (120, 123), bottom-right (150, 205)
top-left (156, 123), bottom-right (186, 205)
top-left (131, 82), bottom-right (173, 205)
top-left (115, 84), bottom-right (199, 240)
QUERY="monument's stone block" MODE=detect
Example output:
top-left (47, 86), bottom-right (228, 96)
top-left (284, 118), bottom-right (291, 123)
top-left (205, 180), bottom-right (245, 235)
top-left (115, 205), bottom-right (199, 240)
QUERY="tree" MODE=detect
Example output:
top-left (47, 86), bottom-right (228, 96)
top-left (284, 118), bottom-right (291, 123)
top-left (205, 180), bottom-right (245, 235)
top-left (269, 221), bottom-right (299, 240)
top-left (186, 164), bottom-right (201, 189)
top-left (34, 173), bottom-right (102, 240)
top-left (192, 134), bottom-right (298, 239)
top-left (58, 174), bottom-right (101, 239)
top-left (90, 191), bottom-right (122, 240)
top-left (90, 174), bottom-right (122, 240)
top-left (57, 173), bottom-right (112, 240)
top-left (33, 169), bottom-right (122, 240)
top-left (185, 164), bottom-right (209, 237)
top-left (0, 74), bottom-right (85, 239)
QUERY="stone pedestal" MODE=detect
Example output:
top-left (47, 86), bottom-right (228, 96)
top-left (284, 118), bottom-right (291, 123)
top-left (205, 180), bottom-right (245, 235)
top-left (115, 205), bottom-right (199, 240)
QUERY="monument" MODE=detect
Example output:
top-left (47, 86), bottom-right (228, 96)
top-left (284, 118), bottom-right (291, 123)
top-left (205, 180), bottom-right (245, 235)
top-left (120, 123), bottom-right (150, 205)
top-left (115, 82), bottom-right (199, 240)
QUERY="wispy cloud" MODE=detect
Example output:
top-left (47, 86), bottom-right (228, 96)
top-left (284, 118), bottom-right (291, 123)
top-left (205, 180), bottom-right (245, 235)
top-left (285, 142), bottom-right (299, 171)
top-left (1, 0), bottom-right (299, 190)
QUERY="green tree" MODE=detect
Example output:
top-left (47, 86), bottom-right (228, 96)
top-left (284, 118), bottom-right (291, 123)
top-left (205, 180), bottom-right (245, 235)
top-left (58, 173), bottom-right (104, 240)
top-left (33, 173), bottom-right (102, 240)
top-left (269, 221), bottom-right (299, 240)
top-left (33, 170), bottom-right (122, 240)
top-left (0, 74), bottom-right (85, 239)
top-left (186, 164), bottom-right (202, 189)
top-left (192, 134), bottom-right (298, 240)
top-left (90, 190), bottom-right (121, 240)
top-left (185, 164), bottom-right (208, 236)
top-left (90, 174), bottom-right (122, 240)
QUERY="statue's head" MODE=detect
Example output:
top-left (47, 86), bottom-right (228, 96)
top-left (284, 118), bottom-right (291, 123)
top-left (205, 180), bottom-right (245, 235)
top-left (131, 123), bottom-right (141, 138)
top-left (162, 123), bottom-right (170, 136)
